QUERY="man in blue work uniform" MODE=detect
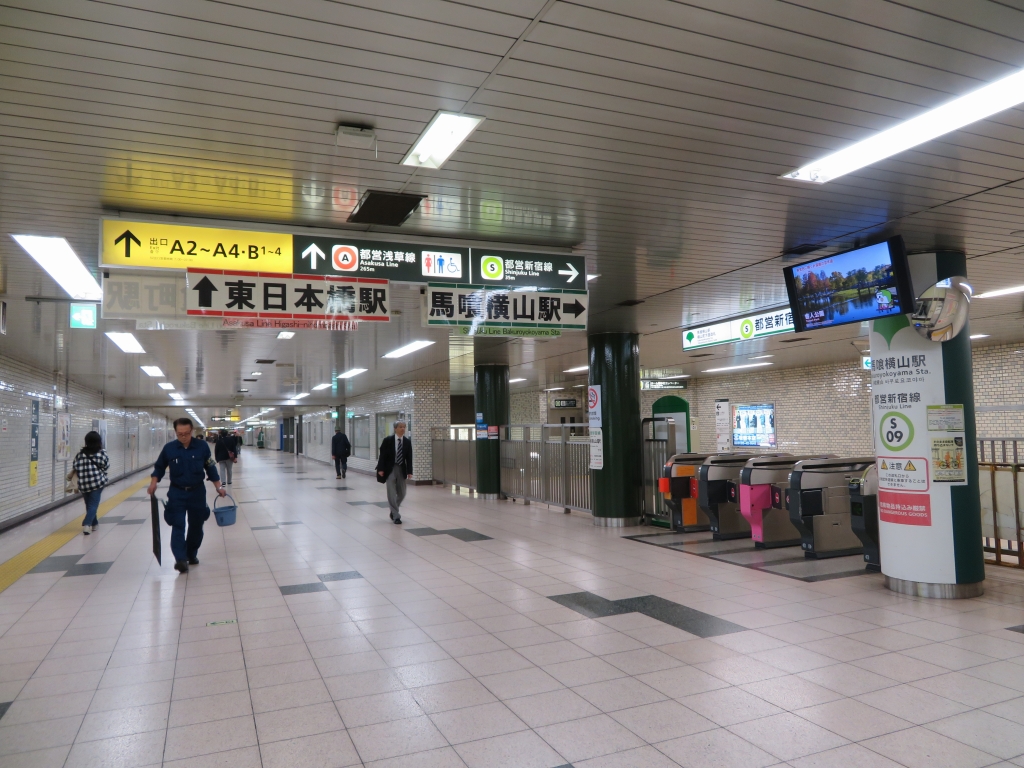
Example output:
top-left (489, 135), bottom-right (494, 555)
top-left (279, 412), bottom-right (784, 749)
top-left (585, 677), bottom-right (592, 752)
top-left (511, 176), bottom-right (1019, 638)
top-left (148, 417), bottom-right (226, 574)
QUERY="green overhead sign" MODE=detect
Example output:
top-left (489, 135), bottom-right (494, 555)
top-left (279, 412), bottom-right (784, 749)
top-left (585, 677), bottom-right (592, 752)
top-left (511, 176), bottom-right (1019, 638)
top-left (69, 303), bottom-right (98, 329)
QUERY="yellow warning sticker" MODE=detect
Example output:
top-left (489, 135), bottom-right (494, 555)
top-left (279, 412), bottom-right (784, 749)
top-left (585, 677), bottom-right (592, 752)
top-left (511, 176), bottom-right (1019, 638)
top-left (904, 460), bottom-right (917, 472)
top-left (880, 460), bottom-right (888, 470)
top-left (101, 219), bottom-right (292, 273)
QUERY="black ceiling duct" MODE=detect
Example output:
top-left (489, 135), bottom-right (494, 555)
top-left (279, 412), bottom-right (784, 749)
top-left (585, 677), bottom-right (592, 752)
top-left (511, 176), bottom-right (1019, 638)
top-left (617, 299), bottom-right (645, 307)
top-left (348, 190), bottom-right (426, 226)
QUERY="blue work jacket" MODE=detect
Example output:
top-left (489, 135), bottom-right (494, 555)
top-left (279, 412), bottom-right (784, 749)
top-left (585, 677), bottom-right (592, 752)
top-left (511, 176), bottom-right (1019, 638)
top-left (152, 438), bottom-right (220, 491)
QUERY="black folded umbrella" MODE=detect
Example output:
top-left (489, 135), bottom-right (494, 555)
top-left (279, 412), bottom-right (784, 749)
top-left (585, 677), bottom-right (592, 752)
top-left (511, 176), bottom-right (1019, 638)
top-left (151, 495), bottom-right (162, 565)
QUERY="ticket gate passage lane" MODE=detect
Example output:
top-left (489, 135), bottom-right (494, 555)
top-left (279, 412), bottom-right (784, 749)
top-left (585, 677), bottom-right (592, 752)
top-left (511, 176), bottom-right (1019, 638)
top-left (659, 453), bottom-right (730, 532)
top-left (739, 455), bottom-right (836, 548)
top-left (788, 457), bottom-right (875, 558)
top-left (850, 465), bottom-right (881, 572)
top-left (698, 453), bottom-right (790, 540)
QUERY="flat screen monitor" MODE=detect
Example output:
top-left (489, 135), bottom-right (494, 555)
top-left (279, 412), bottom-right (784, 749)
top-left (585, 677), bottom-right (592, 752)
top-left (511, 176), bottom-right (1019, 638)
top-left (783, 237), bottom-right (912, 333)
top-left (732, 403), bottom-right (776, 448)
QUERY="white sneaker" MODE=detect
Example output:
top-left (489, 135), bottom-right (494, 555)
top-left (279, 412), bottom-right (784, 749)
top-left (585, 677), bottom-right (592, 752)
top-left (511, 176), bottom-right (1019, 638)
top-left (82, 526), bottom-right (90, 535)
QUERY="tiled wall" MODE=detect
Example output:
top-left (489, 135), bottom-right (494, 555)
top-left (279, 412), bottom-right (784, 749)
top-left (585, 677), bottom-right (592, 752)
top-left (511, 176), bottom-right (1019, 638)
top-left (511, 391), bottom-right (543, 424)
top-left (0, 356), bottom-right (173, 526)
top-left (972, 343), bottom-right (1024, 436)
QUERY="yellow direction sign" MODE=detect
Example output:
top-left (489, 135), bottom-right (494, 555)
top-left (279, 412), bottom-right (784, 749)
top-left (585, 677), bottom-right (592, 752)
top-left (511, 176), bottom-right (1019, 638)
top-left (101, 219), bottom-right (292, 273)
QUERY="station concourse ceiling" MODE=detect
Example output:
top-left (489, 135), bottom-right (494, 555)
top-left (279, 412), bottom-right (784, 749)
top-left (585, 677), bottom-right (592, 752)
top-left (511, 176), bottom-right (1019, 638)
top-left (3, 0), bottom-right (1024, 424)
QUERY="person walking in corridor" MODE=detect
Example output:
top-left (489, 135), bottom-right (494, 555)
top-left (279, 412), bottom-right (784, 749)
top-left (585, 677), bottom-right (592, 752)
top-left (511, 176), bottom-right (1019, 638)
top-left (376, 420), bottom-right (412, 524)
top-left (73, 431), bottom-right (109, 535)
top-left (215, 429), bottom-right (236, 485)
top-left (148, 417), bottom-right (226, 573)
top-left (331, 426), bottom-right (351, 479)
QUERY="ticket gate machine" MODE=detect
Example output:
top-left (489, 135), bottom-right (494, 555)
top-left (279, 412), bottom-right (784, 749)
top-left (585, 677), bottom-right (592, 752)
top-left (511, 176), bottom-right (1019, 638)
top-left (849, 465), bottom-right (881, 572)
top-left (659, 453), bottom-right (725, 532)
top-left (739, 456), bottom-right (835, 548)
top-left (788, 457), bottom-right (874, 558)
top-left (699, 454), bottom-right (789, 540)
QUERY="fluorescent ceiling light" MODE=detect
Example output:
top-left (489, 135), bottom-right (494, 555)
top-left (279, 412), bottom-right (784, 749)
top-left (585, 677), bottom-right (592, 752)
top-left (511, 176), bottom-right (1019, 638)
top-left (338, 368), bottom-right (367, 379)
top-left (544, 387), bottom-right (564, 392)
top-left (105, 332), bottom-right (145, 354)
top-left (975, 284), bottom-right (1024, 299)
top-left (401, 111), bottom-right (484, 169)
top-left (238, 388), bottom-right (249, 393)
top-left (564, 365), bottom-right (589, 373)
top-left (660, 374), bottom-right (691, 379)
top-left (11, 235), bottom-right (102, 301)
top-left (140, 366), bottom-right (164, 377)
top-left (702, 362), bottom-right (774, 373)
top-left (169, 392), bottom-right (184, 400)
top-left (749, 355), bottom-right (775, 360)
top-left (781, 68), bottom-right (1024, 183)
top-left (250, 371), bottom-right (262, 376)
top-left (292, 392), bottom-right (309, 400)
top-left (158, 382), bottom-right (175, 390)
top-left (970, 334), bottom-right (990, 339)
top-left (587, 274), bottom-right (599, 282)
top-left (383, 340), bottom-right (435, 358)
top-left (509, 378), bottom-right (527, 383)
top-left (277, 331), bottom-right (295, 339)
top-left (312, 383), bottom-right (332, 390)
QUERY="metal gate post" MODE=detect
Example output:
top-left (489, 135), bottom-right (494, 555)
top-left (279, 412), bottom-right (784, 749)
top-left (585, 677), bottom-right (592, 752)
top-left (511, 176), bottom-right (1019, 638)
top-left (562, 425), bottom-right (570, 513)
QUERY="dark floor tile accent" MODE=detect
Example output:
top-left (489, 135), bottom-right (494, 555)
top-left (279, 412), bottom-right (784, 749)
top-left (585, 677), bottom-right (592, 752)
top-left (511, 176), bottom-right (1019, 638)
top-left (316, 486), bottom-right (351, 490)
top-left (440, 528), bottom-right (493, 542)
top-left (277, 521), bottom-right (303, 525)
top-left (64, 562), bottom-right (114, 577)
top-left (406, 527), bottom-right (440, 536)
top-left (614, 595), bottom-right (746, 638)
top-left (280, 582), bottom-right (329, 595)
top-left (319, 571), bottom-right (363, 582)
top-left (251, 525), bottom-right (278, 531)
top-left (117, 519), bottom-right (146, 525)
top-left (29, 554), bottom-right (84, 574)
top-left (548, 592), bottom-right (627, 619)
top-left (347, 501), bottom-right (373, 506)
top-left (801, 570), bottom-right (874, 582)
top-left (0, 701), bottom-right (11, 722)
top-left (1007, 625), bottom-right (1024, 634)
top-left (97, 516), bottom-right (124, 525)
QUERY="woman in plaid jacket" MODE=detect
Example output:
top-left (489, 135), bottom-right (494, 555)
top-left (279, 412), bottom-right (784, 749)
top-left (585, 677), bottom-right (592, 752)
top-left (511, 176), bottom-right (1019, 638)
top-left (74, 431), bottom-right (109, 535)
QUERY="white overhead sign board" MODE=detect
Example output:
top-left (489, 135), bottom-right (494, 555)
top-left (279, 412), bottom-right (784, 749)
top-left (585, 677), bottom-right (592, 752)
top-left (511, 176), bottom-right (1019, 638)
top-left (424, 285), bottom-right (587, 331)
top-left (683, 307), bottom-right (794, 350)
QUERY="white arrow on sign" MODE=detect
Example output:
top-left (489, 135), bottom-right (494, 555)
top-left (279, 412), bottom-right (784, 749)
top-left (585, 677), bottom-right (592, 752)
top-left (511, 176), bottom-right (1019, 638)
top-left (558, 262), bottom-right (579, 283)
top-left (302, 243), bottom-right (326, 269)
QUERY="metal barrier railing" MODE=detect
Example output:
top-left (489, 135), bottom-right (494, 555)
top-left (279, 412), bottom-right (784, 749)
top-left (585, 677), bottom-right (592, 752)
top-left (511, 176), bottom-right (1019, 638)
top-left (980, 461), bottom-right (1024, 569)
top-left (978, 438), bottom-right (1024, 464)
top-left (431, 426), bottom-right (477, 490)
top-left (501, 424), bottom-right (591, 513)
top-left (641, 417), bottom-right (676, 527)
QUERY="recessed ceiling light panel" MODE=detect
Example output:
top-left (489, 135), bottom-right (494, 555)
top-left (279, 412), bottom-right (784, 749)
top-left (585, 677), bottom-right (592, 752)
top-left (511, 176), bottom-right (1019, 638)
top-left (11, 235), bottom-right (103, 301)
top-left (105, 332), bottom-right (145, 354)
top-left (383, 340), bottom-right (435, 359)
top-left (401, 111), bottom-right (484, 169)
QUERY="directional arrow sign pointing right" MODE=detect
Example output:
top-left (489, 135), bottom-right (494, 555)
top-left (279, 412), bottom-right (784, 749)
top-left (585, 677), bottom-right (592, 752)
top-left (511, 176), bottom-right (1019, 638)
top-left (564, 299), bottom-right (586, 318)
top-left (557, 262), bottom-right (579, 283)
top-left (192, 276), bottom-right (218, 308)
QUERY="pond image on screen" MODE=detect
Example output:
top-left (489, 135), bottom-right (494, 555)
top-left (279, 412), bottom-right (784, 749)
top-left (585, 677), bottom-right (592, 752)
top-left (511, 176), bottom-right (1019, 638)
top-left (732, 403), bottom-right (776, 448)
top-left (790, 241), bottom-right (902, 330)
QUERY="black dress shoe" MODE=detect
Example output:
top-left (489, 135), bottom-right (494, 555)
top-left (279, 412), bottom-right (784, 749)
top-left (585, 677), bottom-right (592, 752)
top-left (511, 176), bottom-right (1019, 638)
top-left (188, 557), bottom-right (199, 565)
top-left (174, 561), bottom-right (189, 573)
top-left (393, 517), bottom-right (402, 525)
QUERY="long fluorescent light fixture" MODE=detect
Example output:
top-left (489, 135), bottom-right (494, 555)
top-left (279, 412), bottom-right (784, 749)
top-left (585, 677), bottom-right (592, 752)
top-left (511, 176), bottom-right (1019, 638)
top-left (338, 368), bottom-right (367, 379)
top-left (277, 331), bottom-right (295, 339)
top-left (383, 340), bottom-right (435, 358)
top-left (702, 362), bottom-right (774, 373)
top-left (250, 371), bottom-right (262, 376)
top-left (401, 111), bottom-right (484, 169)
top-left (11, 235), bottom-right (103, 301)
top-left (169, 392), bottom-right (184, 401)
top-left (292, 392), bottom-right (309, 400)
top-left (312, 383), bottom-right (331, 391)
top-left (544, 387), bottom-right (564, 392)
top-left (975, 284), bottom-right (1024, 299)
top-left (781, 69), bottom-right (1024, 183)
top-left (970, 334), bottom-right (990, 339)
top-left (105, 332), bottom-right (145, 353)
top-left (509, 378), bottom-right (527, 383)
top-left (564, 365), bottom-right (589, 373)
top-left (158, 382), bottom-right (175, 390)
top-left (140, 366), bottom-right (164, 377)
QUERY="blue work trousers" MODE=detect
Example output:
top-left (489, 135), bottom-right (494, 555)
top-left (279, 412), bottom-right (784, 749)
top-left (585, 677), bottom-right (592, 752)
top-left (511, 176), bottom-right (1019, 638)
top-left (82, 489), bottom-right (103, 527)
top-left (164, 487), bottom-right (209, 563)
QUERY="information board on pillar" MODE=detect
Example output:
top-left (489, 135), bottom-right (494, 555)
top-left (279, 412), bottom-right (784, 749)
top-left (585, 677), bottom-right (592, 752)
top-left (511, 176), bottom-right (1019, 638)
top-left (424, 285), bottom-right (587, 331)
top-left (185, 269), bottom-right (390, 322)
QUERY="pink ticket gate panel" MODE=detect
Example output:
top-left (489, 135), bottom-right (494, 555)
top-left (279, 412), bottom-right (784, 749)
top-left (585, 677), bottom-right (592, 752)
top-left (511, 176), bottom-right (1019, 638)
top-left (739, 456), bottom-right (834, 549)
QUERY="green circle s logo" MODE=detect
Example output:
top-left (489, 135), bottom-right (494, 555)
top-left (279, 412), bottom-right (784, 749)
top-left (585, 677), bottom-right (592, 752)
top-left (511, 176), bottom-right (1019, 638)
top-left (879, 411), bottom-right (914, 451)
top-left (739, 318), bottom-right (755, 339)
top-left (480, 256), bottom-right (504, 280)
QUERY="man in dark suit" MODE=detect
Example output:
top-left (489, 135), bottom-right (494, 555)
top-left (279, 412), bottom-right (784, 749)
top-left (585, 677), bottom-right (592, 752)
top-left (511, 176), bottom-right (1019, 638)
top-left (331, 427), bottom-right (351, 479)
top-left (376, 419), bottom-right (412, 524)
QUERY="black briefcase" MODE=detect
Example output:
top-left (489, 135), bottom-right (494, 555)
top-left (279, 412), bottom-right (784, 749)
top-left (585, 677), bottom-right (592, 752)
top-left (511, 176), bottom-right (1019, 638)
top-left (150, 496), bottom-right (162, 565)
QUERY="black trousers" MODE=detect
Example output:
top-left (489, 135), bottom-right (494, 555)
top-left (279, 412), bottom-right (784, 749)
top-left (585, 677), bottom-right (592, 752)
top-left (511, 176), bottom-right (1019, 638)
top-left (334, 456), bottom-right (348, 475)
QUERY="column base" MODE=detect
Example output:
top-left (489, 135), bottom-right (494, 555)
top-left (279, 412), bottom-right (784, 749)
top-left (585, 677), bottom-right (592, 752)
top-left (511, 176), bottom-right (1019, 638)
top-left (478, 493), bottom-right (500, 500)
top-left (884, 575), bottom-right (984, 599)
top-left (592, 516), bottom-right (642, 528)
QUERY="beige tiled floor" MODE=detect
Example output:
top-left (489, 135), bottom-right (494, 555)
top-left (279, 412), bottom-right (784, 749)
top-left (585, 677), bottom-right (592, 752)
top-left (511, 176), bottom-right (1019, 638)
top-left (0, 450), bottom-right (1022, 767)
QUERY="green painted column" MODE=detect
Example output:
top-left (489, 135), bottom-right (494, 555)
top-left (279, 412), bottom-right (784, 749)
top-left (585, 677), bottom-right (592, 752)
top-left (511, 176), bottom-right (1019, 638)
top-left (589, 332), bottom-right (643, 525)
top-left (474, 364), bottom-right (509, 499)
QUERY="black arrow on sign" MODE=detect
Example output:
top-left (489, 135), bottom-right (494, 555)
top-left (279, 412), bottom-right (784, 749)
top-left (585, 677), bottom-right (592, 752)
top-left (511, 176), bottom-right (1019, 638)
top-left (564, 299), bottom-right (586, 318)
top-left (114, 229), bottom-right (141, 258)
top-left (192, 276), bottom-right (218, 308)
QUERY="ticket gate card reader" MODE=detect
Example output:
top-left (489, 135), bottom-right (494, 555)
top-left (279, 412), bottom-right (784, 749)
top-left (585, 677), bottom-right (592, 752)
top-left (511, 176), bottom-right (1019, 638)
top-left (849, 465), bottom-right (881, 572)
top-left (699, 454), bottom-right (789, 540)
top-left (659, 453), bottom-right (723, 532)
top-left (739, 456), bottom-right (835, 548)
top-left (788, 457), bottom-right (874, 558)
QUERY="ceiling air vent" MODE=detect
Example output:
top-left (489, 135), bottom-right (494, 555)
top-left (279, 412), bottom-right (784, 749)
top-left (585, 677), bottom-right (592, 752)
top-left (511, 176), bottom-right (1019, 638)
top-left (617, 299), bottom-right (645, 307)
top-left (243, 378), bottom-right (258, 382)
top-left (347, 190), bottom-right (426, 226)
top-left (255, 359), bottom-right (275, 364)
top-left (689, 353), bottom-right (714, 358)
top-left (778, 337), bottom-right (811, 343)
top-left (782, 243), bottom-right (820, 257)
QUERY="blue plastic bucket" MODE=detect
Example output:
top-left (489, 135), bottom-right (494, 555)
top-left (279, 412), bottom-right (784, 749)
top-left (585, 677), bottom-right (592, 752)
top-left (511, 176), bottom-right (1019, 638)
top-left (213, 494), bottom-right (237, 527)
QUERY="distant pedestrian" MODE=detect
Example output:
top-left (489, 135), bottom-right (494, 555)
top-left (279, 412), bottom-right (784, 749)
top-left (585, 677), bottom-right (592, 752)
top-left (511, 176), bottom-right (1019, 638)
top-left (73, 431), bottom-right (109, 535)
top-left (376, 420), bottom-right (412, 524)
top-left (331, 427), bottom-right (351, 479)
top-left (215, 429), bottom-right (237, 485)
top-left (148, 417), bottom-right (226, 573)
